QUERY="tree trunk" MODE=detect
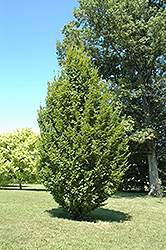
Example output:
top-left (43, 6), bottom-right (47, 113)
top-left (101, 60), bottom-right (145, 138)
top-left (138, 162), bottom-right (145, 192)
top-left (142, 94), bottom-right (162, 197)
top-left (147, 140), bottom-right (162, 197)
top-left (19, 183), bottom-right (22, 190)
top-left (140, 179), bottom-right (145, 193)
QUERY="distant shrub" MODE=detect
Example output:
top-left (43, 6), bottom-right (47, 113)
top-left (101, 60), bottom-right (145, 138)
top-left (0, 128), bottom-right (39, 189)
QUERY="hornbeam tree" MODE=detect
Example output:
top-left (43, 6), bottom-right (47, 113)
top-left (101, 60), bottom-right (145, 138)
top-left (38, 46), bottom-right (130, 219)
top-left (56, 0), bottom-right (166, 196)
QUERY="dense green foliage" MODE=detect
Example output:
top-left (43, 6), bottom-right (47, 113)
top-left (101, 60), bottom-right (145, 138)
top-left (56, 0), bottom-right (166, 194)
top-left (0, 128), bottom-right (39, 189)
top-left (38, 46), bottom-right (130, 218)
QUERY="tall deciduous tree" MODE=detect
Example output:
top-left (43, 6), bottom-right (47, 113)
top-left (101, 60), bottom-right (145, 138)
top-left (38, 46), bottom-right (130, 219)
top-left (56, 0), bottom-right (166, 196)
top-left (0, 128), bottom-right (39, 189)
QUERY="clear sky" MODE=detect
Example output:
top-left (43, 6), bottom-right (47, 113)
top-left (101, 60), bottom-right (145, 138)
top-left (0, 0), bottom-right (79, 134)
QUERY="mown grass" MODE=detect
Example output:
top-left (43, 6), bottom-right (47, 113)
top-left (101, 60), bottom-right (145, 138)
top-left (0, 184), bottom-right (165, 249)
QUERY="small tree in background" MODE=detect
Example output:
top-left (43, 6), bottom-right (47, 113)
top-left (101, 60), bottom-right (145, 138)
top-left (38, 46), bottom-right (130, 219)
top-left (0, 128), bottom-right (39, 189)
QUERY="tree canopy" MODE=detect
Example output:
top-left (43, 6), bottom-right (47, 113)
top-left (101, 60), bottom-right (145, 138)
top-left (38, 46), bottom-right (130, 219)
top-left (0, 128), bottom-right (39, 189)
top-left (56, 0), bottom-right (166, 195)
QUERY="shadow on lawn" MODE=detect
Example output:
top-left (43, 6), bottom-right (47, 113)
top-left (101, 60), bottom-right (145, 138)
top-left (112, 191), bottom-right (148, 199)
top-left (46, 207), bottom-right (131, 223)
top-left (0, 185), bottom-right (46, 192)
top-left (113, 191), bottom-right (166, 199)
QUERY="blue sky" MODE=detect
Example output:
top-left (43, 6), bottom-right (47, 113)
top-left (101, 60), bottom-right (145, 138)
top-left (0, 0), bottom-right (79, 134)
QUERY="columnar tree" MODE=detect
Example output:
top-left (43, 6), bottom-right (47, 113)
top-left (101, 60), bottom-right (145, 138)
top-left (38, 46), bottom-right (130, 219)
top-left (56, 0), bottom-right (166, 195)
top-left (0, 128), bottom-right (39, 189)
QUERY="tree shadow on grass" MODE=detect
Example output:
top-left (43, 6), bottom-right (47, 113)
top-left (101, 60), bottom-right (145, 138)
top-left (112, 191), bottom-right (148, 199)
top-left (113, 191), bottom-right (166, 199)
top-left (0, 185), bottom-right (46, 192)
top-left (46, 207), bottom-right (131, 223)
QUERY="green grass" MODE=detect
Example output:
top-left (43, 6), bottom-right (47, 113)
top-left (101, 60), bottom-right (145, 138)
top-left (0, 184), bottom-right (165, 250)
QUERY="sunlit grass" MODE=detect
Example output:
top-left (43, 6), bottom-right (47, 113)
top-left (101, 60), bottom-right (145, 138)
top-left (0, 184), bottom-right (165, 249)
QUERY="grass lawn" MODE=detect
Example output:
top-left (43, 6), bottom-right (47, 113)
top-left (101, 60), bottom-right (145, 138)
top-left (0, 184), bottom-right (165, 250)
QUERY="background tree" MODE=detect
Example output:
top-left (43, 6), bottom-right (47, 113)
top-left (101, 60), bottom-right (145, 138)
top-left (38, 46), bottom-right (130, 219)
top-left (56, 0), bottom-right (166, 195)
top-left (0, 128), bottom-right (39, 189)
